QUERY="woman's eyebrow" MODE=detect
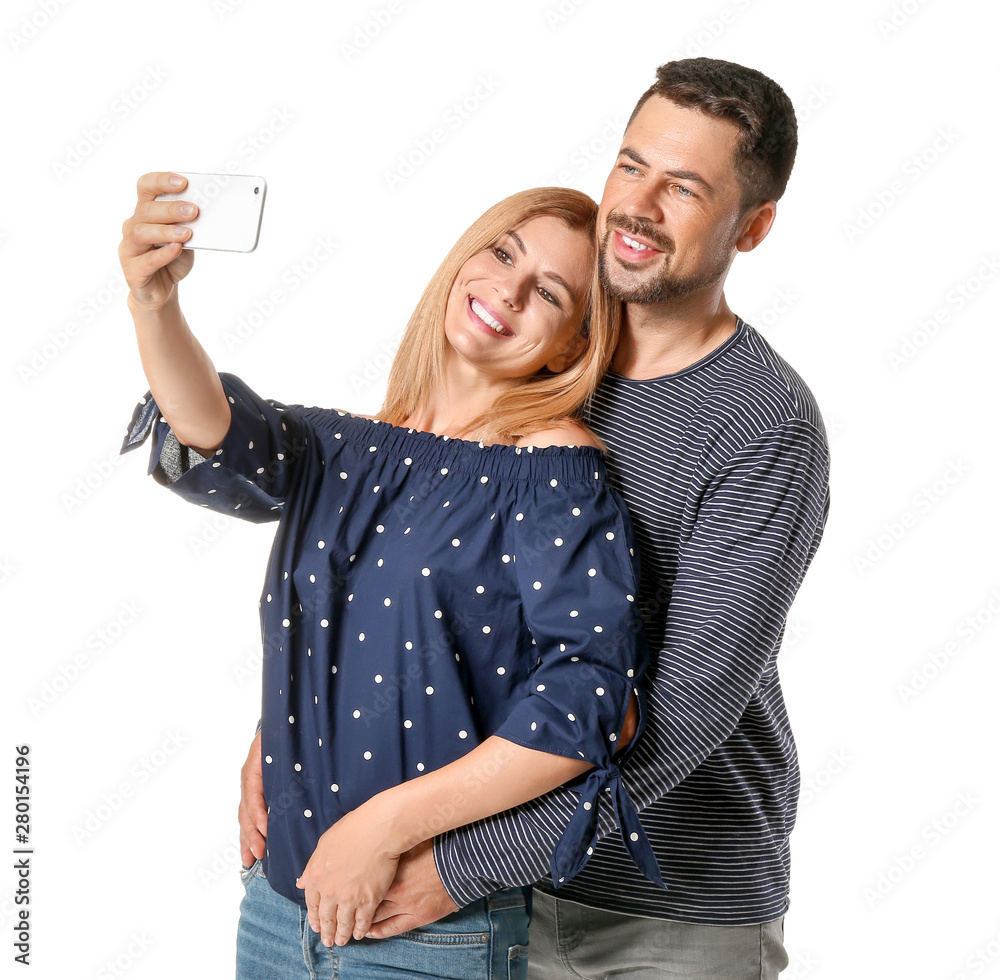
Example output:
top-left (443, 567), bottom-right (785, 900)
top-left (505, 230), bottom-right (578, 305)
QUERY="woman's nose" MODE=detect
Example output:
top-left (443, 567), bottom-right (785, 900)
top-left (494, 270), bottom-right (526, 309)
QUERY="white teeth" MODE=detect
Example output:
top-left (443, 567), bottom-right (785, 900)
top-left (471, 298), bottom-right (507, 333)
top-left (622, 234), bottom-right (651, 251)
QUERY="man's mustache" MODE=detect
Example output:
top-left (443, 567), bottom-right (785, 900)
top-left (603, 211), bottom-right (674, 254)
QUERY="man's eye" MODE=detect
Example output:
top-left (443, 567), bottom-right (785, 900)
top-left (621, 164), bottom-right (640, 175)
top-left (676, 184), bottom-right (694, 197)
top-left (493, 247), bottom-right (512, 263)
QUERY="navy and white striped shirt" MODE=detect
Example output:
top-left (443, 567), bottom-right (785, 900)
top-left (434, 318), bottom-right (831, 925)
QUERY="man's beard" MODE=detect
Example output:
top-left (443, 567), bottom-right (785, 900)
top-left (598, 213), bottom-right (731, 304)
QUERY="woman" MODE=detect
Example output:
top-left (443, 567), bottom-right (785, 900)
top-left (119, 173), bottom-right (662, 980)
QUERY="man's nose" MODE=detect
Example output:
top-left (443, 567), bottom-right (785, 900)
top-left (619, 181), bottom-right (664, 224)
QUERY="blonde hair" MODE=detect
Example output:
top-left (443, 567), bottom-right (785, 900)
top-left (377, 187), bottom-right (620, 445)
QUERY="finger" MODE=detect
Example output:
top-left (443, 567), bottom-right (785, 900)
top-left (119, 240), bottom-right (185, 283)
top-left (134, 198), bottom-right (199, 226)
top-left (319, 901), bottom-right (340, 947)
top-left (239, 804), bottom-right (266, 862)
top-left (247, 788), bottom-right (268, 837)
top-left (353, 903), bottom-right (376, 941)
top-left (136, 171), bottom-right (187, 203)
top-left (335, 904), bottom-right (357, 947)
top-left (365, 913), bottom-right (418, 940)
top-left (127, 220), bottom-right (192, 249)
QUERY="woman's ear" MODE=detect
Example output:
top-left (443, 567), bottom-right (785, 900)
top-left (546, 331), bottom-right (587, 373)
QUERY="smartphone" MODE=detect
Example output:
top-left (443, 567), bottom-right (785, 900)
top-left (156, 172), bottom-right (267, 252)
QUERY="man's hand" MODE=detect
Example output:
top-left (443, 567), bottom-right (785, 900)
top-left (239, 730), bottom-right (267, 866)
top-left (365, 839), bottom-right (460, 939)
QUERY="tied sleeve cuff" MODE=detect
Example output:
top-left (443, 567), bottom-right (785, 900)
top-left (550, 761), bottom-right (665, 891)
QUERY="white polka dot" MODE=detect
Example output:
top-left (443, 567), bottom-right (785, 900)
top-left (459, 730), bottom-right (468, 739)
top-left (331, 783), bottom-right (339, 792)
top-left (606, 532), bottom-right (615, 541)
top-left (560, 643), bottom-right (566, 652)
top-left (403, 720), bottom-right (413, 729)
top-left (364, 751), bottom-right (373, 760)
top-left (501, 554), bottom-right (511, 564)
top-left (570, 610), bottom-right (579, 617)
top-left (340, 472), bottom-right (348, 480)
top-left (627, 669), bottom-right (635, 678)
top-left (359, 632), bottom-right (366, 641)
top-left (294, 763), bottom-right (302, 772)
top-left (212, 461), bottom-right (221, 468)
top-left (331, 665), bottom-right (338, 674)
top-left (442, 500), bottom-right (450, 508)
top-left (373, 485), bottom-right (380, 493)
top-left (248, 441), bottom-right (254, 449)
top-left (353, 709), bottom-right (361, 718)
top-left (587, 847), bottom-right (594, 855)
top-left (571, 656), bottom-right (580, 662)
top-left (550, 479), bottom-right (558, 487)
top-left (440, 467), bottom-right (449, 475)
top-left (376, 524), bottom-right (385, 533)
top-left (531, 721), bottom-right (537, 731)
top-left (404, 527), bottom-right (411, 534)
top-left (374, 674), bottom-right (383, 683)
top-left (588, 568), bottom-right (597, 577)
top-left (630, 832), bottom-right (639, 842)
top-left (451, 538), bottom-right (461, 547)
top-left (536, 684), bottom-right (546, 692)
top-left (282, 618), bottom-right (290, 628)
top-left (404, 457), bottom-right (413, 465)
top-left (417, 763), bottom-right (425, 772)
top-left (609, 732), bottom-right (618, 742)
top-left (421, 567), bottom-right (431, 576)
top-left (567, 713), bottom-right (576, 722)
top-left (480, 476), bottom-right (489, 484)
top-left (309, 574), bottom-right (316, 583)
top-left (208, 489), bottom-right (216, 494)
top-left (384, 597), bottom-right (392, 607)
top-left (496, 666), bottom-right (506, 675)
top-left (288, 715), bottom-right (295, 724)
top-left (572, 507), bottom-right (581, 516)
top-left (594, 625), bottom-right (603, 633)
top-left (377, 558), bottom-right (384, 567)
top-left (583, 801), bottom-right (592, 810)
top-left (434, 610), bottom-right (443, 619)
top-left (304, 809), bottom-right (312, 817)
top-left (317, 738), bottom-right (322, 746)
top-left (369, 446), bottom-right (378, 453)
top-left (348, 594), bottom-right (354, 602)
top-left (256, 467), bottom-right (265, 475)
top-left (425, 686), bottom-right (434, 695)
top-left (627, 594), bottom-right (635, 602)
top-left (482, 625), bottom-right (491, 634)
top-left (476, 585), bottom-right (485, 594)
top-left (554, 538), bottom-right (564, 546)
top-left (265, 755), bottom-right (273, 764)
top-left (405, 641), bottom-right (413, 650)
top-left (266, 593), bottom-right (272, 602)
top-left (317, 540), bottom-right (326, 549)
top-left (533, 581), bottom-right (542, 590)
top-left (596, 687), bottom-right (605, 696)
top-left (515, 513), bottom-right (524, 522)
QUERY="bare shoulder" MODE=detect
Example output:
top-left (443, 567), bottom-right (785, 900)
top-left (514, 421), bottom-right (602, 450)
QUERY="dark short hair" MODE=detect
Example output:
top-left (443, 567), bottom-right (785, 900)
top-left (627, 58), bottom-right (797, 211)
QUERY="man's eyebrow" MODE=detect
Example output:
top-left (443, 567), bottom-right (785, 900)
top-left (619, 146), bottom-right (714, 194)
top-left (504, 230), bottom-right (579, 306)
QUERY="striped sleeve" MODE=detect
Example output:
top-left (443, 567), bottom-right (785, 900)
top-left (433, 417), bottom-right (830, 906)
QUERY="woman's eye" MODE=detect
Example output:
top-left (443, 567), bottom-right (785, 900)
top-left (493, 246), bottom-right (512, 263)
top-left (538, 286), bottom-right (559, 307)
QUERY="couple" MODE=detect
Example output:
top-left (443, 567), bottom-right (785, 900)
top-left (120, 57), bottom-right (829, 980)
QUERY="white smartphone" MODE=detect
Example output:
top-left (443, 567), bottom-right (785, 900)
top-left (156, 172), bottom-right (267, 252)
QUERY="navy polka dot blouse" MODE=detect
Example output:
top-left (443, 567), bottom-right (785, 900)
top-left (122, 373), bottom-right (663, 904)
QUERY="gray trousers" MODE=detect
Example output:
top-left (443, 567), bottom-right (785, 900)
top-left (526, 889), bottom-right (788, 980)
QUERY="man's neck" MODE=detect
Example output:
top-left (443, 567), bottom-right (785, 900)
top-left (611, 294), bottom-right (739, 380)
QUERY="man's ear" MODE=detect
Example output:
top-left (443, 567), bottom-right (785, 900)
top-left (546, 331), bottom-right (588, 373)
top-left (735, 200), bottom-right (777, 253)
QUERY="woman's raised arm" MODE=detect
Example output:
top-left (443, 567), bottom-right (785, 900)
top-left (119, 172), bottom-right (230, 456)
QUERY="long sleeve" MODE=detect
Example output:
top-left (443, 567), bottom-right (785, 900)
top-left (433, 417), bottom-right (830, 907)
top-left (119, 372), bottom-right (313, 521)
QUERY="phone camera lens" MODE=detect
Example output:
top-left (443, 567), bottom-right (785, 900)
top-left (254, 186), bottom-right (260, 195)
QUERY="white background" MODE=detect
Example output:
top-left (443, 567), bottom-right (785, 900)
top-left (2, 0), bottom-right (998, 977)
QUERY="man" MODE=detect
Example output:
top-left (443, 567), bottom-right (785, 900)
top-left (240, 57), bottom-right (830, 980)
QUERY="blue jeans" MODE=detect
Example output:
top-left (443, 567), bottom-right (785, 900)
top-left (236, 858), bottom-right (529, 979)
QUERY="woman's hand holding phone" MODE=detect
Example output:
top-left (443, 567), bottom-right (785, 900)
top-left (118, 172), bottom-right (197, 311)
